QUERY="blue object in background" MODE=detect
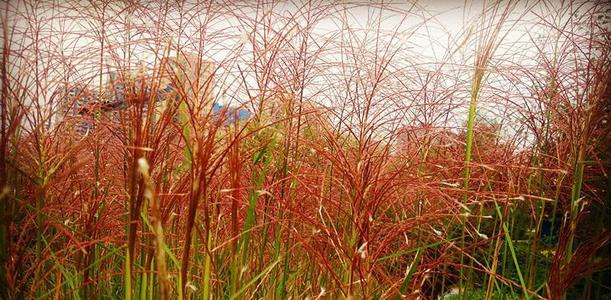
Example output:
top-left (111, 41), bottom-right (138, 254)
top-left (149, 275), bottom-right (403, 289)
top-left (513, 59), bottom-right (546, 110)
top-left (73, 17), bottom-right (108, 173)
top-left (212, 102), bottom-right (223, 114)
top-left (211, 103), bottom-right (251, 125)
top-left (236, 108), bottom-right (251, 121)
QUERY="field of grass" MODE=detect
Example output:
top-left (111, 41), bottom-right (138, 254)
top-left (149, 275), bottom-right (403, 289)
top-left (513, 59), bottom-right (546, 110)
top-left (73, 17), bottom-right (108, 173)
top-left (0, 1), bottom-right (609, 299)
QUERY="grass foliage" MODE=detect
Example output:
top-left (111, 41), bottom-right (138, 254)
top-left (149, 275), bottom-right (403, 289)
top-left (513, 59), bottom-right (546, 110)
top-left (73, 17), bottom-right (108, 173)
top-left (0, 1), bottom-right (610, 299)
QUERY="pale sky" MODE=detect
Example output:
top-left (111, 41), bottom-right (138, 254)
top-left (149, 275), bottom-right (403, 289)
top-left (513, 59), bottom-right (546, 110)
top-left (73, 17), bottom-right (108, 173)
top-left (5, 0), bottom-right (608, 146)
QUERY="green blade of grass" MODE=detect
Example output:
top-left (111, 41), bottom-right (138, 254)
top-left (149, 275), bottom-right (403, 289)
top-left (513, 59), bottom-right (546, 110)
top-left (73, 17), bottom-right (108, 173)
top-left (230, 259), bottom-right (280, 300)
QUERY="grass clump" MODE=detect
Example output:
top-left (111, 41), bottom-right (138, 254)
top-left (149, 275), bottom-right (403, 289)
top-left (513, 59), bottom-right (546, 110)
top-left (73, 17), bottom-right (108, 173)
top-left (0, 1), bottom-right (609, 299)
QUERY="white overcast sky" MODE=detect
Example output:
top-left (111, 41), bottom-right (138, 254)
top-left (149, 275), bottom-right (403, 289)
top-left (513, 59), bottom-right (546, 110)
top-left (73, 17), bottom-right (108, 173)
top-left (5, 0), bottom-right (608, 145)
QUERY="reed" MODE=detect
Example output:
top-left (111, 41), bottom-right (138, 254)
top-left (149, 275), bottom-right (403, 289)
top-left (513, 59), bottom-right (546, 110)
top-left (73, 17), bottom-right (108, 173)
top-left (1, 1), bottom-right (609, 299)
